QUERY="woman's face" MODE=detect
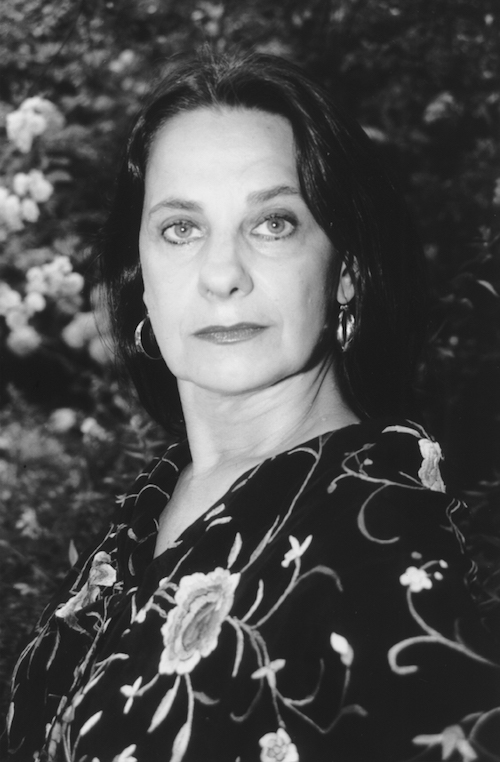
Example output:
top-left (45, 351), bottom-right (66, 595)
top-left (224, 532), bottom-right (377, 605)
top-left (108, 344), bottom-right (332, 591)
top-left (139, 106), bottom-right (336, 397)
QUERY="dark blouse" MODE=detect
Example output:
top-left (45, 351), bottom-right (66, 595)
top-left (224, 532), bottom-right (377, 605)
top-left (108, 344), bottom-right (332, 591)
top-left (4, 419), bottom-right (500, 762)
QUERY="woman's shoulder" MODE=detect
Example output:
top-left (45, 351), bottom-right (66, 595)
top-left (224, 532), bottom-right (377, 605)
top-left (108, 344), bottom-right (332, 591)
top-left (297, 417), bottom-right (469, 571)
top-left (320, 416), bottom-right (450, 497)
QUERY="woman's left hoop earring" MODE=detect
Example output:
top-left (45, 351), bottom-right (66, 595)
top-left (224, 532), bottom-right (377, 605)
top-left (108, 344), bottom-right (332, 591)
top-left (336, 304), bottom-right (355, 351)
top-left (134, 317), bottom-right (162, 360)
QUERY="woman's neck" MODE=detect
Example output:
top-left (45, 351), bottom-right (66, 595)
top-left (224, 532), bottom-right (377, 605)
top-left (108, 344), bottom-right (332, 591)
top-left (178, 363), bottom-right (359, 476)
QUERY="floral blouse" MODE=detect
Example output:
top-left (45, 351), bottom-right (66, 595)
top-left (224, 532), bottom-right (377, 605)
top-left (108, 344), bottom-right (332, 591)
top-left (4, 419), bottom-right (500, 762)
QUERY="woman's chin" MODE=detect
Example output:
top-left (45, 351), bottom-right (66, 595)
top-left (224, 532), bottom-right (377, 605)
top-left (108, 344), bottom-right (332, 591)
top-left (176, 365), bottom-right (295, 399)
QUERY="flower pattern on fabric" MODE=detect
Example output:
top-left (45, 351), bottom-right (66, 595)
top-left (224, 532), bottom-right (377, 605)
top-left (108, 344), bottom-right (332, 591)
top-left (259, 728), bottom-right (299, 762)
top-left (413, 724), bottom-right (477, 761)
top-left (418, 437), bottom-right (446, 492)
top-left (281, 535), bottom-right (312, 568)
top-left (159, 568), bottom-right (240, 675)
top-left (5, 420), bottom-right (500, 762)
top-left (399, 565), bottom-right (433, 593)
top-left (54, 551), bottom-right (117, 620)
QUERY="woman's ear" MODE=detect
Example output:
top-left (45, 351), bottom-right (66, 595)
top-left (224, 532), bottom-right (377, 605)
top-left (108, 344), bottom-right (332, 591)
top-left (337, 261), bottom-right (356, 305)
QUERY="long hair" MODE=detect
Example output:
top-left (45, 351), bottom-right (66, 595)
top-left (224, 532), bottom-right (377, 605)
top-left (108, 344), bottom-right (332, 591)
top-left (97, 48), bottom-right (428, 434)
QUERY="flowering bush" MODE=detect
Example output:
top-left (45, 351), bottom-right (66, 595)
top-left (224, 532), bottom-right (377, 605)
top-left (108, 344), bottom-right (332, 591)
top-left (0, 93), bottom-right (115, 378)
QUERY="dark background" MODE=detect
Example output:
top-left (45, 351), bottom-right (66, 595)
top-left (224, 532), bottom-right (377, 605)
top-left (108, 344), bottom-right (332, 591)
top-left (1, 0), bottom-right (499, 722)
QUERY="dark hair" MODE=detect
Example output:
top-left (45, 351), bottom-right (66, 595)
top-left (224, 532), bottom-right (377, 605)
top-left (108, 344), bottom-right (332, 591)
top-left (97, 48), bottom-right (428, 434)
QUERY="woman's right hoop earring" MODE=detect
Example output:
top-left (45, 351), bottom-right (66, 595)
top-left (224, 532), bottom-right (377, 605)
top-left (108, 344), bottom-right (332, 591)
top-left (336, 304), bottom-right (355, 351)
top-left (134, 317), bottom-right (162, 360)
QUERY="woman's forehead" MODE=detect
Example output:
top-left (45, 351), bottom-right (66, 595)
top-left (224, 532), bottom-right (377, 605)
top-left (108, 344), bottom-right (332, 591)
top-left (148, 106), bottom-right (294, 166)
top-left (144, 107), bottom-right (299, 204)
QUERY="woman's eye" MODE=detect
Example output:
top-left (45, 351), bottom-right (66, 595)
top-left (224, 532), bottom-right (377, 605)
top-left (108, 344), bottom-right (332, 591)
top-left (162, 221), bottom-right (202, 244)
top-left (252, 216), bottom-right (296, 239)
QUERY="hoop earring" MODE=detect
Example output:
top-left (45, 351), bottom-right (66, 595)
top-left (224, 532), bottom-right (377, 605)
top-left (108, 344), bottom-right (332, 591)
top-left (134, 317), bottom-right (162, 360)
top-left (336, 304), bottom-right (355, 351)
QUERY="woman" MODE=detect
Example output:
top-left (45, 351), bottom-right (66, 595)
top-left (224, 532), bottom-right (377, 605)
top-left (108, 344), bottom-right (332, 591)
top-left (4, 50), bottom-right (499, 762)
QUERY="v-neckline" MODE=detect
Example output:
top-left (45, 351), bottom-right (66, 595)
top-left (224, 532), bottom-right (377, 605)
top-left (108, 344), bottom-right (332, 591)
top-left (148, 425), bottom-right (352, 565)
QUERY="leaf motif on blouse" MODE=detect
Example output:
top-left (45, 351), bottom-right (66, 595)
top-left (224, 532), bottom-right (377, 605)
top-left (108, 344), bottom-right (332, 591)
top-left (259, 728), bottom-right (299, 762)
top-left (148, 676), bottom-right (180, 732)
top-left (330, 632), bottom-right (354, 667)
top-left (78, 710), bottom-right (103, 737)
top-left (207, 516), bottom-right (232, 530)
top-left (170, 719), bottom-right (191, 762)
top-left (227, 532), bottom-right (243, 568)
top-left (204, 503), bottom-right (226, 521)
top-left (159, 568), bottom-right (240, 675)
top-left (112, 744), bottom-right (138, 762)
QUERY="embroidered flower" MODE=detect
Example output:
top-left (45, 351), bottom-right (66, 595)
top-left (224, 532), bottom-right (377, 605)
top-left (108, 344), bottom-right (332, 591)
top-left (55, 551), bottom-right (117, 619)
top-left (413, 724), bottom-right (477, 761)
top-left (281, 535), bottom-right (312, 568)
top-left (418, 438), bottom-right (445, 492)
top-left (159, 568), bottom-right (240, 675)
top-left (400, 566), bottom-right (432, 593)
top-left (259, 728), bottom-right (299, 762)
top-left (330, 632), bottom-right (354, 667)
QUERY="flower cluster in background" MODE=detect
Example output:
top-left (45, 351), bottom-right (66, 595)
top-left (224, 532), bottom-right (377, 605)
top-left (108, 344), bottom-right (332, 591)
top-left (0, 94), bottom-right (112, 364)
top-left (0, 169), bottom-right (54, 238)
top-left (6, 96), bottom-right (64, 153)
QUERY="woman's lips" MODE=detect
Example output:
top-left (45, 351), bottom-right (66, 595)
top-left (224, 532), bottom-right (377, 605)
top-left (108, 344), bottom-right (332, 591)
top-left (194, 323), bottom-right (267, 344)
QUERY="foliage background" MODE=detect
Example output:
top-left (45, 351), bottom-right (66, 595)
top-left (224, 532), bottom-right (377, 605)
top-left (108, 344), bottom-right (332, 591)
top-left (0, 0), bottom-right (499, 725)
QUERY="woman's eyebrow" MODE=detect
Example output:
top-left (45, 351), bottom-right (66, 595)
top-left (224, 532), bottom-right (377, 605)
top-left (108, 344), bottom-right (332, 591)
top-left (247, 185), bottom-right (301, 204)
top-left (148, 198), bottom-right (203, 216)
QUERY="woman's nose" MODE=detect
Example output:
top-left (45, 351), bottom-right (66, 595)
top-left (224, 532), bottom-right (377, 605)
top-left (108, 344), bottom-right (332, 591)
top-left (197, 234), bottom-right (253, 299)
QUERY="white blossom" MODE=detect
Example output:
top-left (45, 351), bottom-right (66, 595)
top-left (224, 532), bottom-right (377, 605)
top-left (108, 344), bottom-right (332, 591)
top-left (0, 193), bottom-right (24, 231)
top-left (6, 325), bottom-right (42, 356)
top-left (6, 109), bottom-right (46, 152)
top-left (27, 169), bottom-right (53, 203)
top-left (423, 92), bottom-right (458, 124)
top-left (59, 271), bottom-right (84, 296)
top-left (400, 566), bottom-right (433, 593)
top-left (12, 172), bottom-right (30, 197)
top-left (0, 282), bottom-right (22, 315)
top-left (259, 729), bottom-right (299, 762)
top-left (48, 408), bottom-right (78, 433)
top-left (6, 97), bottom-right (64, 153)
top-left (80, 417), bottom-right (110, 442)
top-left (5, 304), bottom-right (29, 330)
top-left (62, 312), bottom-right (98, 349)
top-left (109, 49), bottom-right (136, 73)
top-left (21, 197), bottom-right (40, 223)
top-left (15, 507), bottom-right (43, 538)
top-left (24, 291), bottom-right (46, 314)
